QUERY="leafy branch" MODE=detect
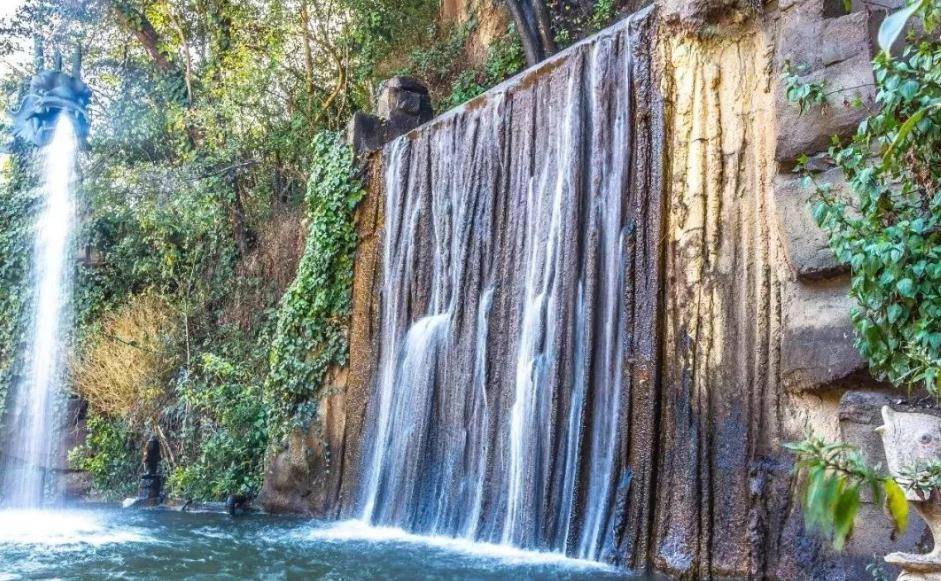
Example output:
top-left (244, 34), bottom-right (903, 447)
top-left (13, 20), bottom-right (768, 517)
top-left (782, 61), bottom-right (828, 115)
top-left (785, 437), bottom-right (909, 550)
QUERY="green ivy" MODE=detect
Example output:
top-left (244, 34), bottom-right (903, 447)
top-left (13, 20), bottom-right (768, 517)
top-left (811, 0), bottom-right (941, 394)
top-left (782, 61), bottom-right (828, 114)
top-left (0, 154), bottom-right (37, 419)
top-left (264, 131), bottom-right (363, 440)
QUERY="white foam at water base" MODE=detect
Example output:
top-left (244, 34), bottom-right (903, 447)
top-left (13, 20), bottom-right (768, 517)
top-left (299, 520), bottom-right (618, 571)
top-left (0, 510), bottom-right (150, 546)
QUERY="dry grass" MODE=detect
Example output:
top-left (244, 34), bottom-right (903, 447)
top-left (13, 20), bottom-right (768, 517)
top-left (71, 293), bottom-right (180, 422)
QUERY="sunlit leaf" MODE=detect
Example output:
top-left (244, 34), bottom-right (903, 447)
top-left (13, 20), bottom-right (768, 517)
top-left (879, 0), bottom-right (926, 54)
top-left (884, 478), bottom-right (910, 534)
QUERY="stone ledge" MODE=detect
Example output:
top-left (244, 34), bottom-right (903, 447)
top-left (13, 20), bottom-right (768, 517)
top-left (778, 1), bottom-right (871, 73)
top-left (773, 167), bottom-right (848, 280)
top-left (774, 0), bottom-right (877, 162)
top-left (781, 276), bottom-right (869, 392)
top-left (776, 52), bottom-right (876, 161)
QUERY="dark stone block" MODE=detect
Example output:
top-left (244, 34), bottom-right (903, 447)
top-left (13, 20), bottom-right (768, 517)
top-left (384, 76), bottom-right (429, 95)
top-left (346, 112), bottom-right (385, 157)
top-left (781, 277), bottom-right (868, 392)
top-left (348, 76), bottom-right (434, 156)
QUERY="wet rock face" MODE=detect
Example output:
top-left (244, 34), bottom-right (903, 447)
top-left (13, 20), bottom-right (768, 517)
top-left (262, 0), bottom-right (898, 577)
top-left (258, 162), bottom-right (385, 518)
top-left (356, 8), bottom-right (663, 566)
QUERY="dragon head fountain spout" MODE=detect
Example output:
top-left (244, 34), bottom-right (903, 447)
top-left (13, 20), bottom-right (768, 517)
top-left (10, 39), bottom-right (91, 148)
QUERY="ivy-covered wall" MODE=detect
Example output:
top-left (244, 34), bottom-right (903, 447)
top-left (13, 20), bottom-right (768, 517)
top-left (0, 153), bottom-right (37, 427)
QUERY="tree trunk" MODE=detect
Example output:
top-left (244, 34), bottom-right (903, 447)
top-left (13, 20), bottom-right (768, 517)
top-left (505, 0), bottom-right (541, 66)
top-left (530, 0), bottom-right (557, 58)
top-left (109, 1), bottom-right (177, 75)
top-left (505, 0), bottom-right (556, 67)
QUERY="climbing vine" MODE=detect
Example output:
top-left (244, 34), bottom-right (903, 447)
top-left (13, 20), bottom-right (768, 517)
top-left (264, 131), bottom-right (363, 441)
top-left (788, 0), bottom-right (941, 551)
top-left (0, 154), bottom-right (36, 419)
top-left (811, 0), bottom-right (941, 394)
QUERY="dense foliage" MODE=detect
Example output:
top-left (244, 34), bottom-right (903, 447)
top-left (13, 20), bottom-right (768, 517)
top-left (168, 350), bottom-right (270, 499)
top-left (68, 414), bottom-right (140, 500)
top-left (0, 155), bottom-right (35, 417)
top-left (811, 0), bottom-right (941, 394)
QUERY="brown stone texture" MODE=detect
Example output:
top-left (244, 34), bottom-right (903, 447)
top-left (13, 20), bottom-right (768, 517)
top-left (773, 167), bottom-right (848, 279)
top-left (653, 24), bottom-right (789, 577)
top-left (616, 0), bottom-right (902, 577)
top-left (780, 275), bottom-right (867, 392)
top-left (438, 0), bottom-right (510, 69)
top-left (775, 0), bottom-right (878, 162)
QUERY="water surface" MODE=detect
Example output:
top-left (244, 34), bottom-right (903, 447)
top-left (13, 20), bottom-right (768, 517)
top-left (0, 507), bottom-right (643, 580)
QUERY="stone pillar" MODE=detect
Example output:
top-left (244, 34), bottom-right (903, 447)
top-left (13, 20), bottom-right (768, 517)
top-left (347, 76), bottom-right (434, 156)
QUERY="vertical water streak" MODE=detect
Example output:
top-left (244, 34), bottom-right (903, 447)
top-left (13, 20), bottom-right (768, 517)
top-left (1, 116), bottom-right (77, 507)
top-left (578, 35), bottom-right (633, 561)
top-left (502, 75), bottom-right (575, 543)
top-left (559, 281), bottom-right (588, 552)
top-left (463, 286), bottom-right (493, 538)
top-left (356, 9), bottom-right (658, 564)
top-left (360, 138), bottom-right (414, 522)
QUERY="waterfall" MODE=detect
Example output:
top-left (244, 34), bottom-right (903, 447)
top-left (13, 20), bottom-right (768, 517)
top-left (357, 8), bottom-right (662, 564)
top-left (1, 116), bottom-right (78, 507)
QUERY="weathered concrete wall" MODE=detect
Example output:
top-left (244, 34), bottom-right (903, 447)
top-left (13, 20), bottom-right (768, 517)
top-left (261, 1), bottom-right (926, 577)
top-left (653, 22), bottom-right (784, 577)
top-left (653, 0), bottom-right (924, 577)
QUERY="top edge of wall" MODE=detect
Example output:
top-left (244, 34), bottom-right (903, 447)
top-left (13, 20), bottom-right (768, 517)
top-left (382, 4), bottom-right (657, 152)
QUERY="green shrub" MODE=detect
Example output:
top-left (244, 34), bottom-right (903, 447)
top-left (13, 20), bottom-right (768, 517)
top-left (440, 26), bottom-right (525, 110)
top-left (69, 414), bottom-right (140, 500)
top-left (590, 0), bottom-right (617, 31)
top-left (168, 351), bottom-right (269, 499)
